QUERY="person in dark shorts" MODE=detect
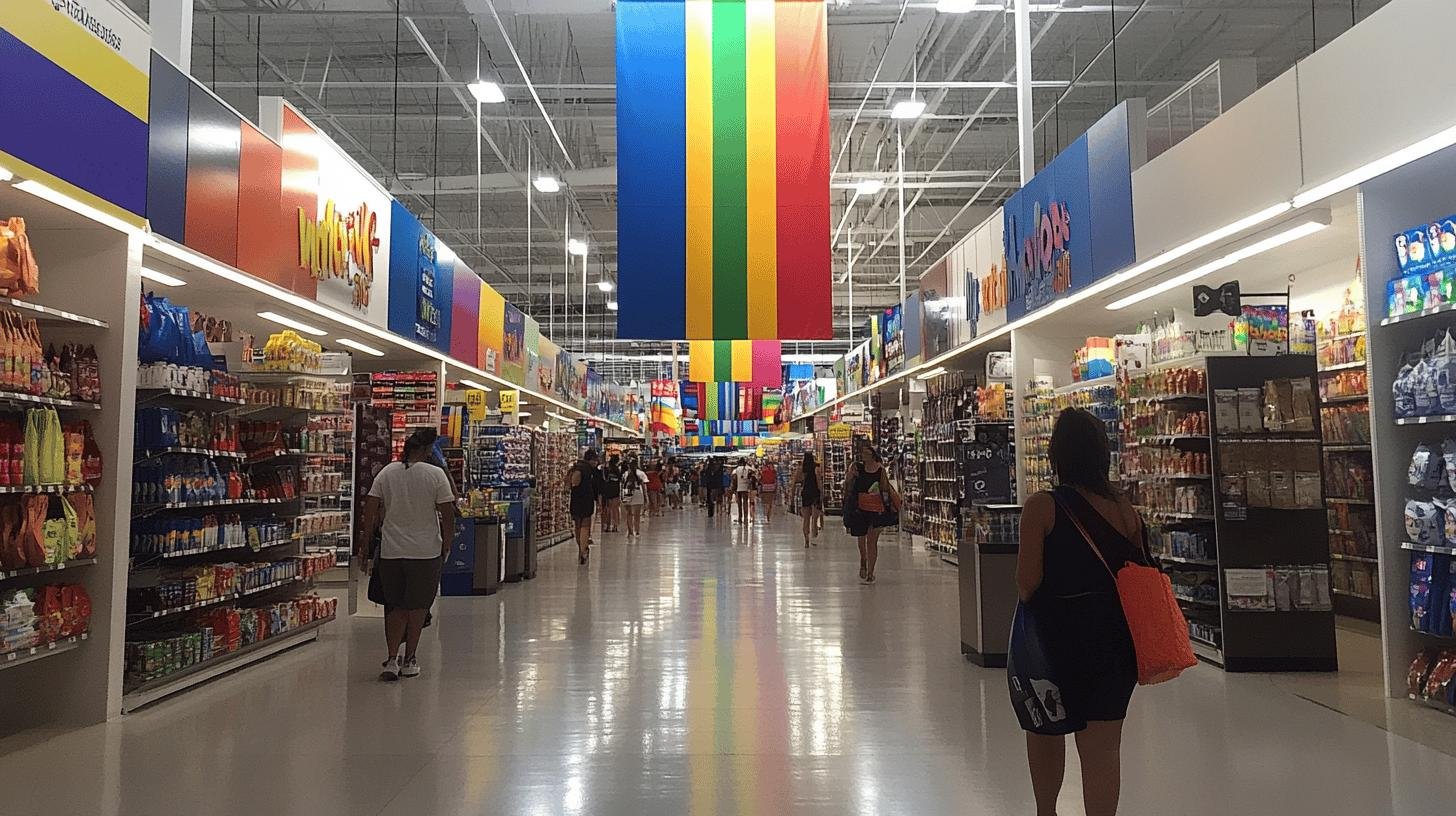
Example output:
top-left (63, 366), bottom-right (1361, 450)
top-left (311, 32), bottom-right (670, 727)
top-left (600, 454), bottom-right (622, 532)
top-left (841, 446), bottom-right (898, 584)
top-left (789, 451), bottom-right (826, 548)
top-left (356, 429), bottom-right (456, 681)
top-left (567, 449), bottom-right (602, 564)
top-left (1015, 408), bottom-right (1146, 816)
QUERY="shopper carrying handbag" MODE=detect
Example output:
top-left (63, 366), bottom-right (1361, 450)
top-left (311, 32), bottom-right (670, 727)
top-left (843, 446), bottom-right (896, 584)
top-left (1012, 408), bottom-right (1169, 816)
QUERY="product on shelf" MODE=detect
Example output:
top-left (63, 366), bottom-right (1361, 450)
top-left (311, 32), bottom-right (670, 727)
top-left (0, 217), bottom-right (40, 297)
top-left (1, 583), bottom-right (89, 652)
top-left (1223, 566), bottom-right (1333, 611)
top-left (249, 331), bottom-right (323, 373)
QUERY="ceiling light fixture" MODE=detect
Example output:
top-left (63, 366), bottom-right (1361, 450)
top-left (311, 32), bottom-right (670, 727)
top-left (0, 165), bottom-right (15, 183)
top-left (567, 238), bottom-right (589, 256)
top-left (336, 338), bottom-right (384, 357)
top-left (140, 267), bottom-right (187, 287)
top-left (596, 280), bottom-right (614, 292)
top-left (458, 378), bottom-right (493, 392)
top-left (915, 366), bottom-right (947, 380)
top-left (890, 98), bottom-right (927, 120)
top-left (256, 310), bottom-right (326, 337)
top-left (1294, 121), bottom-right (1456, 207)
top-left (606, 300), bottom-right (619, 311)
top-left (1105, 217), bottom-right (1330, 311)
top-left (854, 179), bottom-right (885, 196)
top-left (466, 80), bottom-right (505, 104)
top-left (533, 175), bottom-right (561, 194)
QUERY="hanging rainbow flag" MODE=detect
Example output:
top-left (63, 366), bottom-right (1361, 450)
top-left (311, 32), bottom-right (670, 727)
top-left (688, 340), bottom-right (782, 386)
top-left (616, 0), bottom-right (832, 341)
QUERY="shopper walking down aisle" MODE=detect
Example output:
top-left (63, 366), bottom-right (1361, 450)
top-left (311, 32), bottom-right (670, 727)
top-left (620, 456), bottom-right (649, 536)
top-left (600, 454), bottom-right (622, 532)
top-left (664, 458), bottom-right (682, 509)
top-left (567, 449), bottom-right (602, 564)
top-left (732, 458), bottom-right (755, 524)
top-left (1015, 408), bottom-right (1147, 816)
top-left (356, 429), bottom-right (456, 681)
top-left (701, 458), bottom-right (723, 519)
top-left (790, 451), bottom-right (826, 548)
top-left (758, 458), bottom-right (778, 522)
top-left (843, 446), bottom-right (899, 584)
top-left (645, 462), bottom-right (665, 516)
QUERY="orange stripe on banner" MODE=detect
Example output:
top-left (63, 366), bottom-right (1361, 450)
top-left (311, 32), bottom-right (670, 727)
top-left (685, 0), bottom-right (715, 331)
top-left (744, 0), bottom-right (778, 339)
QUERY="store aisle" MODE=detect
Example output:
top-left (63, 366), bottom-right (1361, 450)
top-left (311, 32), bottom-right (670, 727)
top-left (2, 510), bottom-right (1455, 815)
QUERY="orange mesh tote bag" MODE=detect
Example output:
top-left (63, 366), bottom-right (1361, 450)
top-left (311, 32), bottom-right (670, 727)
top-left (1053, 493), bottom-right (1197, 685)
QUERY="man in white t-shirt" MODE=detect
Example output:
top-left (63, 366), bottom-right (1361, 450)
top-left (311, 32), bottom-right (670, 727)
top-left (357, 429), bottom-right (456, 681)
top-left (732, 460), bottom-right (754, 525)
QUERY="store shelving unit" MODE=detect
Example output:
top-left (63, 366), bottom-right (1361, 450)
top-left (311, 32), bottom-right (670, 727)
top-left (532, 427), bottom-right (575, 549)
top-left (1315, 316), bottom-right (1377, 621)
top-left (819, 432), bottom-right (851, 515)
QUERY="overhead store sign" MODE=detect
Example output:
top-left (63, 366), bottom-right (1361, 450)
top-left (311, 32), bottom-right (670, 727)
top-left (1004, 102), bottom-right (1138, 320)
top-left (614, 0), bottom-right (832, 340)
top-left (964, 210), bottom-right (1007, 337)
top-left (0, 0), bottom-right (150, 224)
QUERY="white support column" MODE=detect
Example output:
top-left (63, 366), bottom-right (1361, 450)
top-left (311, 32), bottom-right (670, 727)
top-left (153, 0), bottom-right (194, 73)
top-left (1015, 0), bottom-right (1035, 184)
top-left (897, 123), bottom-right (907, 306)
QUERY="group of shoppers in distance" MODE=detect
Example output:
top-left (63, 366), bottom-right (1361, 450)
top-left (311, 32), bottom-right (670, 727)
top-left (353, 409), bottom-right (1158, 815)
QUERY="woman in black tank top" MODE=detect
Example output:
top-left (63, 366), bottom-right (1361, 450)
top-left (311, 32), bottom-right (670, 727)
top-left (791, 452), bottom-right (825, 548)
top-left (1015, 408), bottom-right (1145, 816)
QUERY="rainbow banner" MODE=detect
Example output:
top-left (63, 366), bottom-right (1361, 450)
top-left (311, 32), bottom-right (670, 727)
top-left (688, 340), bottom-right (782, 386)
top-left (616, 0), bottom-right (832, 341)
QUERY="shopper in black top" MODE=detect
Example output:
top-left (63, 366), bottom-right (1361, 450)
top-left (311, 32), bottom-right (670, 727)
top-left (600, 454), bottom-right (622, 532)
top-left (842, 446), bottom-right (898, 584)
top-left (1016, 408), bottom-right (1145, 816)
top-left (567, 449), bottom-right (602, 565)
top-left (789, 451), bottom-right (826, 548)
top-left (701, 458), bottom-right (724, 519)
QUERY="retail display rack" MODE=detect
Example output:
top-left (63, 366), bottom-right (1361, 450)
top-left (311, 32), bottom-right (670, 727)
top-left (124, 354), bottom-right (350, 709)
top-left (532, 428), bottom-right (576, 549)
top-left (1124, 354), bottom-right (1336, 671)
top-left (916, 371), bottom-right (1014, 558)
top-left (1315, 304), bottom-right (1376, 621)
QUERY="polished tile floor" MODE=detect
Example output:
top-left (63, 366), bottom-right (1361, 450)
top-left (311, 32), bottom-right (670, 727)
top-left (4, 508), bottom-right (1456, 815)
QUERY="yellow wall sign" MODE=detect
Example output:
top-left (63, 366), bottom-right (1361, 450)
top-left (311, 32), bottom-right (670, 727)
top-left (298, 199), bottom-right (379, 309)
top-left (465, 389), bottom-right (488, 421)
top-left (498, 389), bottom-right (519, 415)
top-left (826, 422), bottom-right (852, 440)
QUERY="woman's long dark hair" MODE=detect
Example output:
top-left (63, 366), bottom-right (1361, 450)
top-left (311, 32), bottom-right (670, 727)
top-left (801, 451), bottom-right (818, 480)
top-left (1048, 407), bottom-right (1116, 498)
top-left (401, 428), bottom-right (437, 469)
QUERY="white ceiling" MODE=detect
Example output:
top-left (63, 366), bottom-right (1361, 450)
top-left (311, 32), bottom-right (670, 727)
top-left (119, 0), bottom-right (1392, 380)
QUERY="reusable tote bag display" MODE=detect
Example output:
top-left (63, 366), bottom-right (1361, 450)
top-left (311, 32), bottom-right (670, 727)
top-left (1052, 493), bottom-right (1197, 685)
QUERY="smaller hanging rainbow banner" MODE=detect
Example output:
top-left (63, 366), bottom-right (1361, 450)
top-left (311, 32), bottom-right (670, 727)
top-left (680, 434), bottom-right (759, 448)
top-left (688, 340), bottom-right (781, 386)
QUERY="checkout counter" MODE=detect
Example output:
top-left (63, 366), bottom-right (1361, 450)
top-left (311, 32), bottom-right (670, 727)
top-left (959, 503), bottom-right (1020, 668)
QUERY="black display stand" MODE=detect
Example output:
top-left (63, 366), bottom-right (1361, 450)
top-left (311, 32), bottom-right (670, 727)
top-left (1206, 355), bottom-right (1338, 672)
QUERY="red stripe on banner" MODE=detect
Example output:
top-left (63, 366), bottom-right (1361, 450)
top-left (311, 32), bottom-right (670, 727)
top-left (752, 340), bottom-right (782, 388)
top-left (774, 1), bottom-right (832, 339)
top-left (235, 123), bottom-right (292, 292)
top-left (279, 107), bottom-right (320, 298)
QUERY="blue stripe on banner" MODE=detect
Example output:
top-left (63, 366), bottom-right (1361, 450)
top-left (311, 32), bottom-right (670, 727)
top-left (147, 52), bottom-right (190, 243)
top-left (615, 0), bottom-right (687, 340)
top-left (718, 382), bottom-right (737, 422)
top-left (0, 28), bottom-right (148, 217)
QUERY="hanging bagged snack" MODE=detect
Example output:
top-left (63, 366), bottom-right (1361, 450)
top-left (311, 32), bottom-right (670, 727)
top-left (0, 218), bottom-right (40, 297)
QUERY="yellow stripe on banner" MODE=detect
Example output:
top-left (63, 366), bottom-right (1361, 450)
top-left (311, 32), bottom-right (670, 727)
top-left (685, 0), bottom-right (715, 331)
top-left (6, 0), bottom-right (150, 123)
top-left (744, 0), bottom-right (778, 339)
top-left (731, 340), bottom-right (753, 383)
top-left (688, 340), bottom-right (713, 383)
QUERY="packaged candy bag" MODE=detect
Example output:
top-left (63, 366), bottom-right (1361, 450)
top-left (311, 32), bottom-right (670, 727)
top-left (1407, 500), bottom-right (1443, 547)
top-left (0, 217), bottom-right (40, 297)
top-left (1413, 356), bottom-right (1439, 416)
top-left (1394, 361), bottom-right (1417, 418)
top-left (1437, 331), bottom-right (1456, 413)
top-left (1412, 444), bottom-right (1445, 489)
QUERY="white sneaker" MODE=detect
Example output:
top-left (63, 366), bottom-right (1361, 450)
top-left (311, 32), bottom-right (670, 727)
top-left (379, 656), bottom-right (400, 681)
top-left (400, 656), bottom-right (421, 678)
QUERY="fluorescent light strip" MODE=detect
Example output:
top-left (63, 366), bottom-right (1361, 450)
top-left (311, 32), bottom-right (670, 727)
top-left (336, 337), bottom-right (385, 357)
top-left (1105, 218), bottom-right (1329, 311)
top-left (915, 367), bottom-right (947, 380)
top-left (140, 267), bottom-right (188, 287)
top-left (458, 378), bottom-right (493, 392)
top-left (1294, 121), bottom-right (1456, 208)
top-left (257, 310), bottom-right (327, 337)
top-left (547, 411), bottom-right (576, 423)
top-left (12, 179), bottom-right (143, 237)
top-left (144, 236), bottom-right (638, 436)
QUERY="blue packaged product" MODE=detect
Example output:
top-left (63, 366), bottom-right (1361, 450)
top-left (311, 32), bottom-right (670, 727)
top-left (1433, 555), bottom-right (1454, 637)
top-left (1411, 551), bottom-right (1436, 631)
top-left (1398, 226), bottom-right (1434, 275)
top-left (1394, 362), bottom-right (1417, 418)
top-left (1407, 500), bottom-right (1443, 547)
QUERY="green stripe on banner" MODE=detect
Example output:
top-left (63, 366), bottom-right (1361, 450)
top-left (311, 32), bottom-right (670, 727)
top-left (711, 0), bottom-right (748, 339)
top-left (714, 341), bottom-right (733, 381)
